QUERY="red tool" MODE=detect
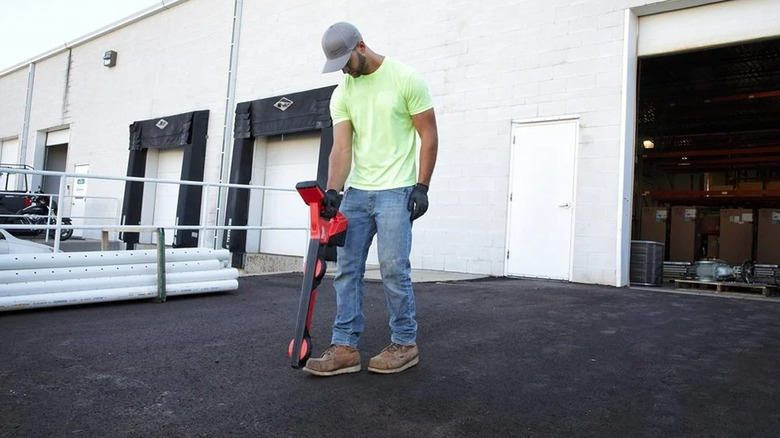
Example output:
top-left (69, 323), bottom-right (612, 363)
top-left (288, 181), bottom-right (348, 368)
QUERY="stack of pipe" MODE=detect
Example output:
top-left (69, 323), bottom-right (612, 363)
top-left (0, 248), bottom-right (238, 312)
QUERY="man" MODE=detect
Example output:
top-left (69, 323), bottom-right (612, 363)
top-left (303, 22), bottom-right (438, 376)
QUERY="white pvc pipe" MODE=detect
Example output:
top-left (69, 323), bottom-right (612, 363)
top-left (0, 280), bottom-right (238, 312)
top-left (0, 248), bottom-right (238, 313)
top-left (0, 260), bottom-right (225, 284)
top-left (0, 269), bottom-right (239, 297)
top-left (1, 248), bottom-right (231, 270)
top-left (165, 280), bottom-right (238, 296)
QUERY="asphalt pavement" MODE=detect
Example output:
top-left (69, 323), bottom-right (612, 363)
top-left (2, 274), bottom-right (780, 437)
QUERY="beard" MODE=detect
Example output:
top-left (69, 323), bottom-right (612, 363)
top-left (356, 53), bottom-right (368, 75)
top-left (347, 52), bottom-right (368, 78)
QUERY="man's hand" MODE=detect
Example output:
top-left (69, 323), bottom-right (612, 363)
top-left (407, 183), bottom-right (429, 221)
top-left (322, 189), bottom-right (341, 219)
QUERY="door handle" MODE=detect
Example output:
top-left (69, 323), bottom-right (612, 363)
top-left (558, 202), bottom-right (571, 208)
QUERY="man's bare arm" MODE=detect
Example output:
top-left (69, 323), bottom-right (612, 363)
top-left (327, 120), bottom-right (353, 191)
top-left (411, 108), bottom-right (438, 186)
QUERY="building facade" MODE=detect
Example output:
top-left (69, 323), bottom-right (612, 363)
top-left (1, 0), bottom-right (779, 286)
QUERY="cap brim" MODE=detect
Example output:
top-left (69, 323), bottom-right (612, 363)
top-left (322, 52), bottom-right (352, 73)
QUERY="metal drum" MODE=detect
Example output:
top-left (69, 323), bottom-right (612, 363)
top-left (630, 240), bottom-right (665, 286)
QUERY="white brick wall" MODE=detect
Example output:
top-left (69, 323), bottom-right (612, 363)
top-left (2, 0), bottom-right (772, 286)
top-left (0, 0), bottom-right (234, 241)
top-left (0, 68), bottom-right (29, 139)
top-left (27, 53), bottom-right (71, 134)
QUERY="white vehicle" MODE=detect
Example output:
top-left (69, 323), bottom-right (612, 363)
top-left (0, 229), bottom-right (58, 254)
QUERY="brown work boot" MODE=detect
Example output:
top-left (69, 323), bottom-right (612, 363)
top-left (302, 344), bottom-right (361, 376)
top-left (367, 343), bottom-right (419, 374)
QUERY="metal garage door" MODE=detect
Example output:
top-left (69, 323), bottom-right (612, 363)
top-left (638, 0), bottom-right (780, 57)
top-left (151, 148), bottom-right (182, 246)
top-left (257, 133), bottom-right (319, 257)
top-left (0, 138), bottom-right (20, 190)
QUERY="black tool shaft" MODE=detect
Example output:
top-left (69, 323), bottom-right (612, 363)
top-left (291, 238), bottom-right (321, 368)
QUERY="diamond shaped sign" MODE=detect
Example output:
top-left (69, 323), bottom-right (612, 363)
top-left (274, 97), bottom-right (293, 111)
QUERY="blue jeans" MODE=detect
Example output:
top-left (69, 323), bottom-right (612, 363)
top-left (331, 186), bottom-right (417, 348)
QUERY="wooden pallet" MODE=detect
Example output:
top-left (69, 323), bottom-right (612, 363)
top-left (674, 279), bottom-right (778, 297)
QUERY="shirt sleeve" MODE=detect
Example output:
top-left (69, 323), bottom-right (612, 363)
top-left (404, 70), bottom-right (434, 116)
top-left (329, 84), bottom-right (350, 125)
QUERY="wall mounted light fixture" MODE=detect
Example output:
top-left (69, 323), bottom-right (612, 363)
top-left (103, 50), bottom-right (117, 67)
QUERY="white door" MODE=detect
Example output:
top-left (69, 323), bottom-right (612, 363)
top-left (259, 133), bottom-right (319, 257)
top-left (71, 164), bottom-right (89, 238)
top-left (506, 118), bottom-right (578, 280)
top-left (152, 149), bottom-right (182, 246)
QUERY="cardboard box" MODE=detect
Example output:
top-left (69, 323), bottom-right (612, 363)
top-left (719, 209), bottom-right (754, 265)
top-left (699, 212), bottom-right (720, 235)
top-left (708, 185), bottom-right (734, 196)
top-left (737, 182), bottom-right (763, 191)
top-left (709, 184), bottom-right (734, 193)
top-left (756, 209), bottom-right (780, 264)
top-left (669, 206), bottom-right (699, 262)
top-left (640, 207), bottom-right (668, 245)
top-left (705, 235), bottom-right (719, 259)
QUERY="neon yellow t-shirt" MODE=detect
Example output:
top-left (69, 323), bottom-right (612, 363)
top-left (330, 57), bottom-right (434, 190)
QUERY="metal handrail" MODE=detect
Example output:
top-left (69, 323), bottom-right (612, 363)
top-left (0, 166), bottom-right (306, 252)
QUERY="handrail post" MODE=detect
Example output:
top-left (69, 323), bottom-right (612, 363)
top-left (156, 227), bottom-right (167, 303)
top-left (43, 194), bottom-right (52, 243)
top-left (199, 183), bottom-right (210, 248)
top-left (53, 178), bottom-right (67, 252)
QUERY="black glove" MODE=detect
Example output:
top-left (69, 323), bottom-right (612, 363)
top-left (322, 189), bottom-right (341, 219)
top-left (407, 183), bottom-right (429, 221)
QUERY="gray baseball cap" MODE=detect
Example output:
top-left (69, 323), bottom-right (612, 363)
top-left (321, 22), bottom-right (362, 73)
